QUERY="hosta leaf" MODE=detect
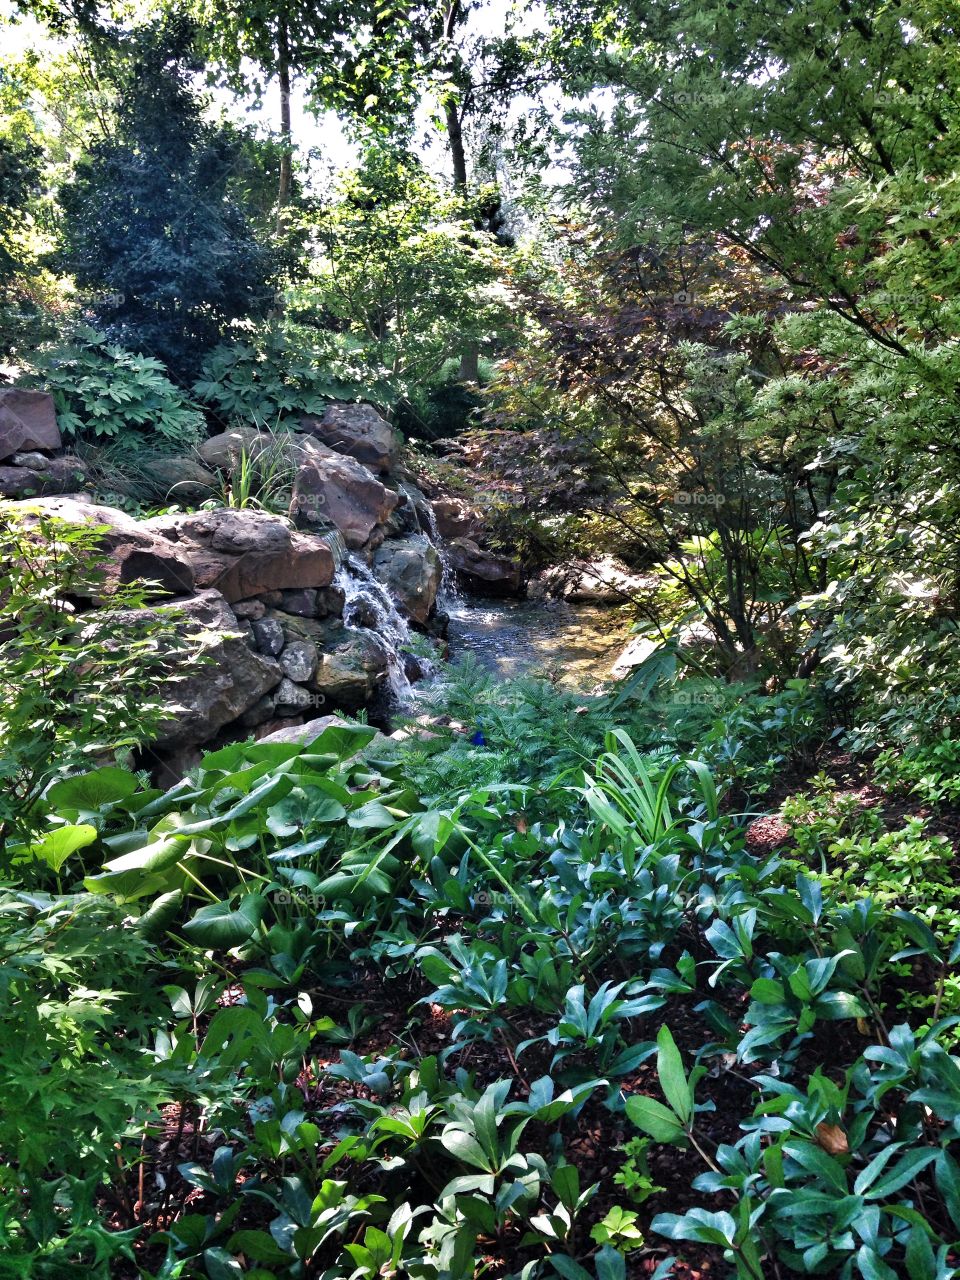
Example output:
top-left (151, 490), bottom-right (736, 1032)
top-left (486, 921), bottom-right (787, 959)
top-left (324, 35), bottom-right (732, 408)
top-left (183, 894), bottom-right (266, 949)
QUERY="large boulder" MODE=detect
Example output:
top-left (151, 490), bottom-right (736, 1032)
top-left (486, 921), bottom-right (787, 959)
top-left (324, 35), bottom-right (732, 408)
top-left (141, 457), bottom-right (216, 501)
top-left (0, 390), bottom-right (61, 460)
top-left (372, 533), bottom-right (442, 625)
top-left (532, 557), bottom-right (658, 605)
top-left (432, 496), bottom-right (483, 541)
top-left (449, 537), bottom-right (523, 597)
top-left (146, 507), bottom-right (337, 603)
top-left (289, 442), bottom-right (398, 549)
top-left (299, 403), bottom-right (398, 474)
top-left (1, 495), bottom-right (194, 598)
top-left (196, 426), bottom-right (272, 472)
top-left (148, 590), bottom-right (284, 748)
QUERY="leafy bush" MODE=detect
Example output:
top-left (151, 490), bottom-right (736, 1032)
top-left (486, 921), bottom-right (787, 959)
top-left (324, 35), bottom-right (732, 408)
top-left (194, 322), bottom-right (390, 429)
top-left (0, 510), bottom-right (191, 855)
top-left (22, 326), bottom-right (204, 450)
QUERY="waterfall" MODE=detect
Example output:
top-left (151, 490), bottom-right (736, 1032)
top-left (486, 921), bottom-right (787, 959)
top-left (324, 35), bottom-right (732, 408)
top-left (414, 494), bottom-right (460, 610)
top-left (335, 556), bottom-right (415, 709)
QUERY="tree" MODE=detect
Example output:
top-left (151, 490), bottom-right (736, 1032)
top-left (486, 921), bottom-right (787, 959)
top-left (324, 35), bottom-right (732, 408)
top-left (310, 142), bottom-right (514, 402)
top-left (54, 17), bottom-right (282, 383)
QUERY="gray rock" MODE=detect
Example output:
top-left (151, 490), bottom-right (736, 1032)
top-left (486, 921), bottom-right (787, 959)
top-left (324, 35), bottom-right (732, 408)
top-left (0, 389), bottom-right (60, 460)
top-left (239, 692), bottom-right (277, 727)
top-left (251, 617), bottom-right (285, 656)
top-left (316, 584), bottom-right (346, 617)
top-left (197, 426), bottom-right (272, 472)
top-left (141, 456), bottom-right (216, 501)
top-left (274, 677), bottom-right (314, 715)
top-left (279, 639), bottom-right (319, 683)
top-left (278, 588), bottom-right (317, 616)
top-left (11, 451), bottom-right (49, 470)
top-left (372, 533), bottom-right (442, 624)
top-left (233, 599), bottom-right (266, 620)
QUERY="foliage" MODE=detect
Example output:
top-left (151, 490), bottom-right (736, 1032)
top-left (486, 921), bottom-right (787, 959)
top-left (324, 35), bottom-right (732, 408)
top-left (22, 325), bottom-right (205, 449)
top-left (311, 144), bottom-right (515, 394)
top-left (193, 320), bottom-right (389, 428)
top-left (53, 16), bottom-right (282, 383)
top-left (0, 511), bottom-right (192, 854)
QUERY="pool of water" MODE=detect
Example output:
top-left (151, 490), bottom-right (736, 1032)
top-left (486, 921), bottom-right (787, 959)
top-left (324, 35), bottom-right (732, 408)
top-left (445, 595), bottom-right (632, 689)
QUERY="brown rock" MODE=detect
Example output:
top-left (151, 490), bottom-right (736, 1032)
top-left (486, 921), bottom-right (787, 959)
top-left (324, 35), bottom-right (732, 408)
top-left (0, 389), bottom-right (61, 460)
top-left (433, 496), bottom-right (483, 541)
top-left (1, 495), bottom-right (194, 598)
top-left (146, 508), bottom-right (336, 603)
top-left (449, 536), bottom-right (523, 597)
top-left (289, 442), bottom-right (398, 549)
top-left (299, 403), bottom-right (398, 474)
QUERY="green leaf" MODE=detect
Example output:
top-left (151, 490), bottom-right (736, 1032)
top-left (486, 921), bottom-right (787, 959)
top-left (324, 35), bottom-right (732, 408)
top-left (27, 824), bottom-right (97, 872)
top-left (624, 1095), bottom-right (687, 1144)
top-left (656, 1024), bottom-right (692, 1125)
top-left (182, 894), bottom-right (266, 949)
top-left (46, 766), bottom-right (140, 812)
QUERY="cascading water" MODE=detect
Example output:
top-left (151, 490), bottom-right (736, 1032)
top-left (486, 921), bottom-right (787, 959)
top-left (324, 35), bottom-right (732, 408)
top-left (335, 555), bottom-right (415, 709)
top-left (412, 491), bottom-right (460, 611)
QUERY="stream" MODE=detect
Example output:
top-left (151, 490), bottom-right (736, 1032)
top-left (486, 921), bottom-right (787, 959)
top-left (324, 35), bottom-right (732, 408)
top-left (445, 595), bottom-right (632, 688)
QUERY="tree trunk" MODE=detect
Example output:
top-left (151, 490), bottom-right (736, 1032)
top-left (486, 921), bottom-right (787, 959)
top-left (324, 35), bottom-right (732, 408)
top-left (276, 15), bottom-right (292, 233)
top-left (444, 98), bottom-right (468, 192)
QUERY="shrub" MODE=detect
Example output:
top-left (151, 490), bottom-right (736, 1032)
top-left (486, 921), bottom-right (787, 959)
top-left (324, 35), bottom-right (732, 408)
top-left (0, 510), bottom-right (192, 856)
top-left (22, 326), bottom-right (204, 451)
top-left (194, 322), bottom-right (390, 429)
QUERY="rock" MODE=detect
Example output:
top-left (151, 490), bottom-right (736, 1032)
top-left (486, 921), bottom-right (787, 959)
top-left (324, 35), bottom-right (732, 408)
top-left (533, 557), bottom-right (658, 604)
top-left (610, 635), bottom-right (661, 678)
top-left (146, 507), bottom-right (336, 604)
top-left (0, 455), bottom-right (87, 499)
top-left (274, 676), bottom-right (315, 715)
top-left (257, 713), bottom-right (386, 751)
top-left (235, 620), bottom-right (256, 649)
top-left (316, 584), bottom-right (346, 617)
top-left (0, 389), bottom-right (60, 460)
top-left (299, 403), bottom-right (399, 474)
top-left (251, 617), bottom-right (285, 655)
top-left (44, 455), bottom-right (88, 492)
top-left (239, 692), bottom-right (277, 728)
top-left (233, 599), bottom-right (266, 621)
top-left (449, 537), bottom-right (523, 597)
top-left (278, 588), bottom-right (317, 616)
top-left (141, 456), bottom-right (216, 501)
top-left (432, 496), bottom-right (483, 541)
top-left (0, 465), bottom-right (44, 498)
top-left (282, 617), bottom-right (392, 711)
top-left (11, 451), bottom-right (49, 470)
top-left (126, 589), bottom-right (282, 749)
top-left (1, 495), bottom-right (194, 599)
top-left (372, 533), bottom-right (442, 625)
top-left (279, 639), bottom-right (319, 683)
top-left (197, 426), bottom-right (272, 472)
top-left (289, 442), bottom-right (398, 549)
